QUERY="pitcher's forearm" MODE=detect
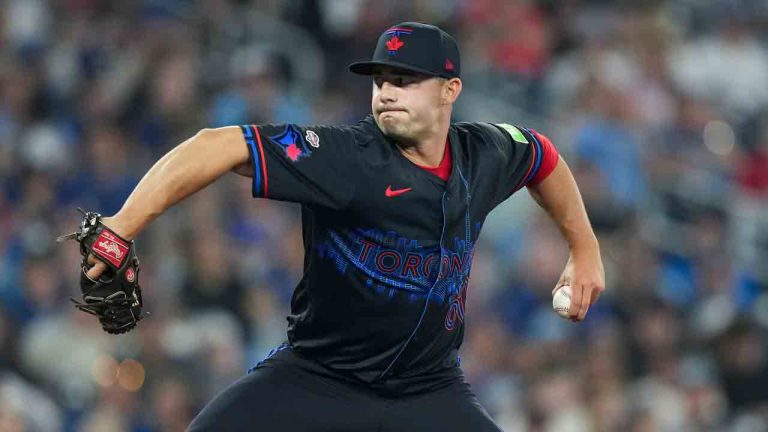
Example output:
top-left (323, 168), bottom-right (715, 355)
top-left (109, 126), bottom-right (249, 239)
top-left (527, 157), bottom-right (599, 254)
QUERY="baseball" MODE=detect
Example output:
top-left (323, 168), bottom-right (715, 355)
top-left (552, 285), bottom-right (572, 319)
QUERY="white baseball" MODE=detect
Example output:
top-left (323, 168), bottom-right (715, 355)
top-left (552, 285), bottom-right (572, 319)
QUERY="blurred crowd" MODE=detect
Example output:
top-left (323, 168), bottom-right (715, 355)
top-left (1, 0), bottom-right (768, 431)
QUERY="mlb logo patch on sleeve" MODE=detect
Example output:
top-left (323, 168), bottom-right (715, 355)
top-left (495, 123), bottom-right (528, 144)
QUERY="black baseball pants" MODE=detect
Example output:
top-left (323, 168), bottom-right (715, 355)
top-left (186, 346), bottom-right (502, 431)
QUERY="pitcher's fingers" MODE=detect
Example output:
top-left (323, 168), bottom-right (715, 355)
top-left (86, 261), bottom-right (107, 280)
top-left (590, 288), bottom-right (602, 305)
top-left (568, 283), bottom-right (584, 321)
top-left (577, 285), bottom-right (594, 321)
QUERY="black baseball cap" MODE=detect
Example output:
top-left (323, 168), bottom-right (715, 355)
top-left (349, 22), bottom-right (460, 79)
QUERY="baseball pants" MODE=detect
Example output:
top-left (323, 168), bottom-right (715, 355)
top-left (186, 346), bottom-right (502, 431)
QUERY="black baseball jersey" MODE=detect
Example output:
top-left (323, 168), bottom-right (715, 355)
top-left (239, 115), bottom-right (546, 386)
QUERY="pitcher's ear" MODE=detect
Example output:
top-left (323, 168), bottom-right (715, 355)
top-left (442, 78), bottom-right (463, 104)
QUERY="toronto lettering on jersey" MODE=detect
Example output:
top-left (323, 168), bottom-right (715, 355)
top-left (356, 238), bottom-right (471, 280)
top-left (316, 226), bottom-right (481, 331)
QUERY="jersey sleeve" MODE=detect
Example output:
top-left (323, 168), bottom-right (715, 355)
top-left (524, 129), bottom-right (559, 186)
top-left (489, 123), bottom-right (559, 205)
top-left (240, 123), bottom-right (358, 209)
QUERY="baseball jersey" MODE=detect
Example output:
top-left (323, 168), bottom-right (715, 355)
top-left (239, 115), bottom-right (556, 386)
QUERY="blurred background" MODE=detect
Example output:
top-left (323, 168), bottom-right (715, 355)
top-left (1, 0), bottom-right (768, 431)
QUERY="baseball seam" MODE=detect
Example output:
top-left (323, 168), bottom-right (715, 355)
top-left (554, 286), bottom-right (571, 315)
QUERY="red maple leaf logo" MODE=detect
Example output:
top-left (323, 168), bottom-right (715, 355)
top-left (445, 58), bottom-right (454, 71)
top-left (386, 36), bottom-right (404, 52)
top-left (285, 143), bottom-right (302, 161)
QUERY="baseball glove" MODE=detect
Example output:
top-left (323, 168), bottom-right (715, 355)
top-left (57, 208), bottom-right (145, 334)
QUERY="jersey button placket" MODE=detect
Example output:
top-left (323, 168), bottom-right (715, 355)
top-left (378, 192), bottom-right (450, 381)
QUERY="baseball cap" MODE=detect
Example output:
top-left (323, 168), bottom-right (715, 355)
top-left (349, 22), bottom-right (460, 79)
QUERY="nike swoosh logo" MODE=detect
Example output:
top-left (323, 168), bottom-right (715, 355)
top-left (385, 185), bottom-right (413, 197)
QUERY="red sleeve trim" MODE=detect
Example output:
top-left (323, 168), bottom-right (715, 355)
top-left (251, 125), bottom-right (269, 198)
top-left (526, 130), bottom-right (559, 186)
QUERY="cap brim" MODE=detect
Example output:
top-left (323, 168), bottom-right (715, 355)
top-left (348, 60), bottom-right (444, 77)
